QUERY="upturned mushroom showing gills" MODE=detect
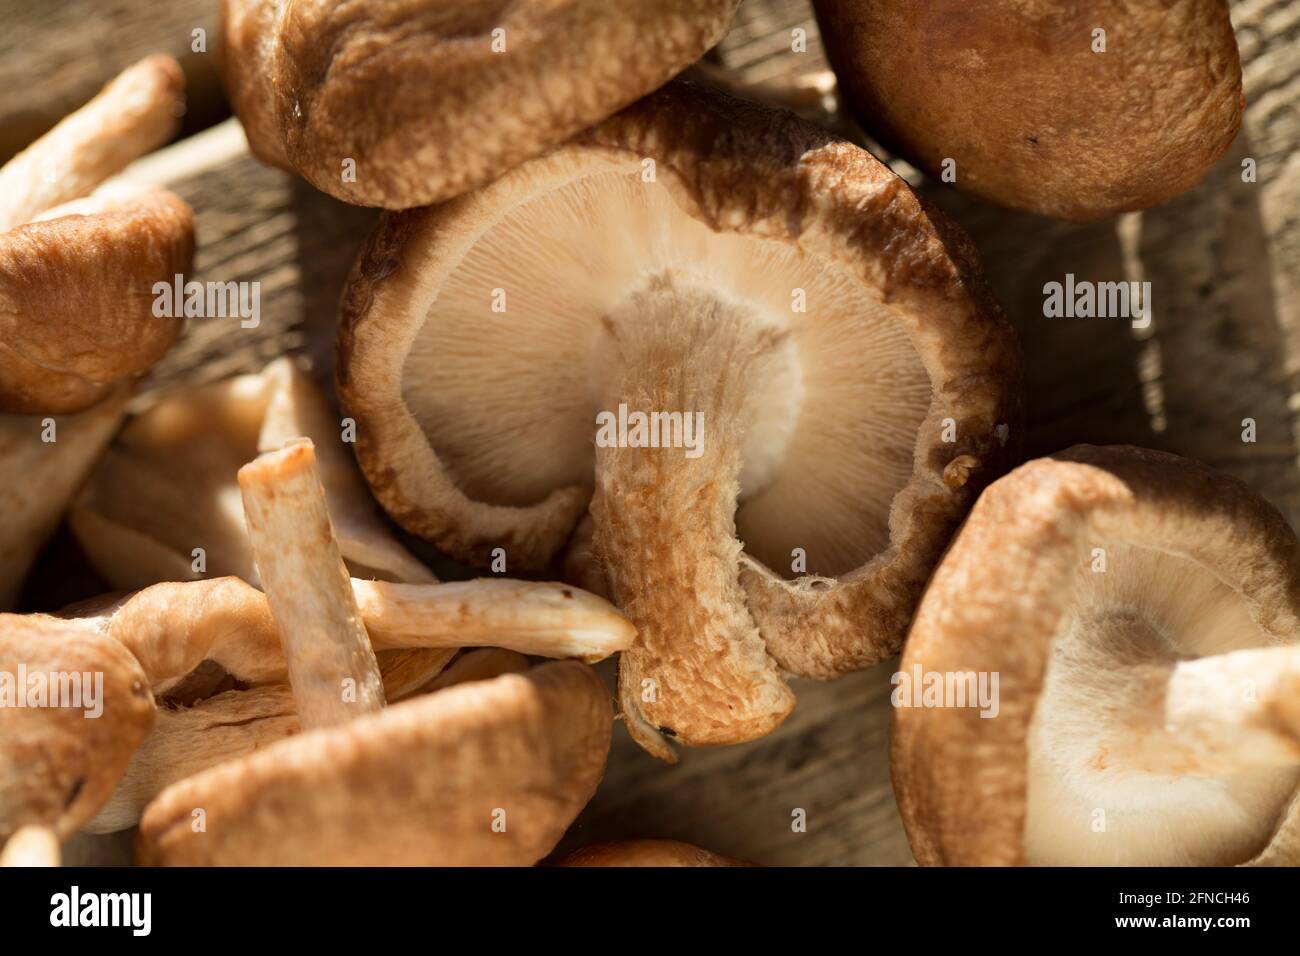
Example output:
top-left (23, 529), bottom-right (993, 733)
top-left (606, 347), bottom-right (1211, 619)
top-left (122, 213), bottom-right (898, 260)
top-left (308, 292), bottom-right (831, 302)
top-left (338, 81), bottom-right (1020, 760)
top-left (892, 446), bottom-right (1300, 866)
top-left (219, 0), bottom-right (741, 208)
top-left (812, 0), bottom-right (1243, 221)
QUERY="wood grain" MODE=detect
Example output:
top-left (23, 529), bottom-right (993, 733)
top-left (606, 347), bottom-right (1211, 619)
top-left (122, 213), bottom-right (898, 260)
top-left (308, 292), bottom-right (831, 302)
top-left (0, 0), bottom-right (226, 164)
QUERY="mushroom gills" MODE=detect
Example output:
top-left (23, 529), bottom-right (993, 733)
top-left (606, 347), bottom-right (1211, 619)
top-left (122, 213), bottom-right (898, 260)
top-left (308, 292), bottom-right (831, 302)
top-left (1025, 540), bottom-right (1300, 866)
top-left (403, 162), bottom-right (932, 582)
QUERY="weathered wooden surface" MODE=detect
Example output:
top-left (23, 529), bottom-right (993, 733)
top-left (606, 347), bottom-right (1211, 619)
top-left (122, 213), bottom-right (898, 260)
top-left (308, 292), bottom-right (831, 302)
top-left (556, 661), bottom-right (912, 866)
top-left (0, 0), bottom-right (225, 164)
top-left (4, 0), bottom-right (1298, 866)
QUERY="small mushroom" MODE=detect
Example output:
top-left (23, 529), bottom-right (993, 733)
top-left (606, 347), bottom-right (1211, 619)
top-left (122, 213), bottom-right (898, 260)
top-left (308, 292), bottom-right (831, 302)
top-left (0, 826), bottom-right (61, 867)
top-left (812, 0), bottom-right (1243, 220)
top-left (71, 357), bottom-right (433, 590)
top-left (0, 55), bottom-right (193, 413)
top-left (892, 445), bottom-right (1300, 866)
top-left (0, 613), bottom-right (155, 842)
top-left (338, 81), bottom-right (1019, 759)
top-left (219, 0), bottom-right (741, 208)
top-left (554, 839), bottom-right (754, 867)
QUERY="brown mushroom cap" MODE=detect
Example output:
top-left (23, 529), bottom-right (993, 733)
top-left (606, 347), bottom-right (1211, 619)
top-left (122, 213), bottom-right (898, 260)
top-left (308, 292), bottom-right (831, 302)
top-left (0, 615), bottom-right (155, 841)
top-left (339, 81), bottom-right (1020, 758)
top-left (0, 187), bottom-right (193, 413)
top-left (0, 55), bottom-right (193, 414)
top-left (136, 660), bottom-right (612, 865)
top-left (90, 649), bottom-right (532, 834)
top-left (220, 0), bottom-right (741, 208)
top-left (892, 445), bottom-right (1300, 866)
top-left (555, 839), bottom-right (754, 867)
top-left (813, 0), bottom-right (1243, 220)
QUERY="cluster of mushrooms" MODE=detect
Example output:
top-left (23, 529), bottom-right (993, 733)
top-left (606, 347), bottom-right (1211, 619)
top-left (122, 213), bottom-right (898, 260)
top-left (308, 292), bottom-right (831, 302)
top-left (1, 0), bottom-right (1296, 867)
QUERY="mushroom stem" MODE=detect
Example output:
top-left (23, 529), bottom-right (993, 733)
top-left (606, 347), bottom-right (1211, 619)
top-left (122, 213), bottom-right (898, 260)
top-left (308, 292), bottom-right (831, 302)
top-left (592, 275), bottom-right (795, 758)
top-left (0, 56), bottom-right (183, 231)
top-left (69, 575), bottom-right (632, 695)
top-left (1150, 645), bottom-right (1300, 775)
top-left (0, 825), bottom-right (60, 867)
top-left (239, 440), bottom-right (386, 728)
top-left (353, 579), bottom-right (636, 663)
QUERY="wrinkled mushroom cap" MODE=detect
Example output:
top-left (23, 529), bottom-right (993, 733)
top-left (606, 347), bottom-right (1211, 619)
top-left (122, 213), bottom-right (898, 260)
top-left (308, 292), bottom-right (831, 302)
top-left (813, 0), bottom-right (1243, 220)
top-left (892, 445), bottom-right (1300, 866)
top-left (137, 660), bottom-right (612, 865)
top-left (339, 80), bottom-right (1018, 758)
top-left (221, 0), bottom-right (741, 208)
top-left (0, 187), bottom-right (193, 413)
top-left (0, 615), bottom-right (155, 841)
top-left (555, 839), bottom-right (753, 867)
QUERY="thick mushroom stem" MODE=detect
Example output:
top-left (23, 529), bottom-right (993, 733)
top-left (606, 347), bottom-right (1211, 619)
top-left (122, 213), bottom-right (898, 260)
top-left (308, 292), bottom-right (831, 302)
top-left (1129, 646), bottom-right (1300, 775)
top-left (592, 275), bottom-right (795, 759)
top-left (0, 826), bottom-right (60, 867)
top-left (239, 440), bottom-right (386, 728)
top-left (0, 56), bottom-right (183, 231)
